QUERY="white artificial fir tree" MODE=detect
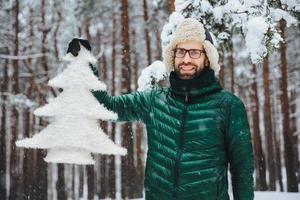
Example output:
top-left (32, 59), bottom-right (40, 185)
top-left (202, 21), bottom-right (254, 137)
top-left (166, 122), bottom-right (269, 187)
top-left (16, 39), bottom-right (127, 165)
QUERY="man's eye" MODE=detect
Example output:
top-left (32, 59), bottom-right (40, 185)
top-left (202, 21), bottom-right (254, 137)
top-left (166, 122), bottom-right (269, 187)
top-left (177, 49), bottom-right (185, 54)
top-left (190, 50), bottom-right (200, 56)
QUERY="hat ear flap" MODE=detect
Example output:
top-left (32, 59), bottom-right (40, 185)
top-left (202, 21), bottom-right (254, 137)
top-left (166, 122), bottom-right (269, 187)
top-left (163, 42), bottom-right (177, 72)
top-left (203, 40), bottom-right (220, 73)
top-left (204, 28), bottom-right (214, 45)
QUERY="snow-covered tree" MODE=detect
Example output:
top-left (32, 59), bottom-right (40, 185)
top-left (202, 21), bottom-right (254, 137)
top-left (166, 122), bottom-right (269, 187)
top-left (16, 39), bottom-right (127, 165)
top-left (162, 0), bottom-right (298, 64)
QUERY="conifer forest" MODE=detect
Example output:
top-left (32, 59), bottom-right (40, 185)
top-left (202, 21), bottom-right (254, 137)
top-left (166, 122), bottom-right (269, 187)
top-left (0, 0), bottom-right (299, 199)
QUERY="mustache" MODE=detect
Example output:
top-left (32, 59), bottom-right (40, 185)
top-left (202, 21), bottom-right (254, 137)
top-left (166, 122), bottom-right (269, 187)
top-left (178, 63), bottom-right (198, 68)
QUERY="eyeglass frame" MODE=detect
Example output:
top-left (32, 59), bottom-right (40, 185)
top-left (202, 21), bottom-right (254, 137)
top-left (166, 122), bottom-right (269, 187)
top-left (173, 48), bottom-right (206, 59)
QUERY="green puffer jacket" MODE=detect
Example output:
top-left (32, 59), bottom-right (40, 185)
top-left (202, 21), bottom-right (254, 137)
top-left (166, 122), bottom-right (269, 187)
top-left (92, 68), bottom-right (254, 200)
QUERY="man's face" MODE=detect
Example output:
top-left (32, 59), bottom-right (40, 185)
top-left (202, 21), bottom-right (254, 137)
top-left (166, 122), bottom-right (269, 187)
top-left (174, 40), bottom-right (208, 80)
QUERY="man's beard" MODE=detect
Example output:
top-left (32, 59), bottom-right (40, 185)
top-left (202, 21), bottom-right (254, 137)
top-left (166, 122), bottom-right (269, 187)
top-left (175, 62), bottom-right (203, 80)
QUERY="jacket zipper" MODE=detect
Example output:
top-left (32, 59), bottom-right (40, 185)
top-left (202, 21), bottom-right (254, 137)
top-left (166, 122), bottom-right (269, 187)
top-left (173, 92), bottom-right (189, 199)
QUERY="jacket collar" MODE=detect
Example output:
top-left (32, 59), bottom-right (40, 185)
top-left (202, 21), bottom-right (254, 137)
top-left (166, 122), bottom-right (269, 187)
top-left (169, 68), bottom-right (222, 102)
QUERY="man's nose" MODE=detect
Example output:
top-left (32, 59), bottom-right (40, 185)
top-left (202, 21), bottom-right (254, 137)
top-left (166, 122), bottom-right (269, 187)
top-left (182, 52), bottom-right (192, 63)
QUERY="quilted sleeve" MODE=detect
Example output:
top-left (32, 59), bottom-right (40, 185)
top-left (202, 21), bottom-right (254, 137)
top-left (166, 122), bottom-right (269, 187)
top-left (90, 65), bottom-right (152, 122)
top-left (226, 98), bottom-right (254, 200)
top-left (92, 90), bottom-right (152, 122)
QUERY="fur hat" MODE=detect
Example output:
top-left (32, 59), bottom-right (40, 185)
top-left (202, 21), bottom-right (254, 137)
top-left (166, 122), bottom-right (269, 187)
top-left (162, 18), bottom-right (220, 73)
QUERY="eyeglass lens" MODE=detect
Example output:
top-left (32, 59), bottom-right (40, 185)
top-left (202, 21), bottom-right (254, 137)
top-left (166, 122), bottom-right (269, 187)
top-left (175, 48), bottom-right (203, 59)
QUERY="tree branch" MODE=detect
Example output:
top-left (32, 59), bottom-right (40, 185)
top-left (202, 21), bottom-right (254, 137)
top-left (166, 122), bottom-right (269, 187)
top-left (0, 53), bottom-right (48, 60)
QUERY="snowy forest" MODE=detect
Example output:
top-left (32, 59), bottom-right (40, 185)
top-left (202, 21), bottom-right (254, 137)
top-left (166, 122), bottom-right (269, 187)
top-left (0, 0), bottom-right (300, 200)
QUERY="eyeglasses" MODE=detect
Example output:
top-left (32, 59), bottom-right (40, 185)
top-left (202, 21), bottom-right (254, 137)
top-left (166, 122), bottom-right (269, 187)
top-left (174, 48), bottom-right (206, 59)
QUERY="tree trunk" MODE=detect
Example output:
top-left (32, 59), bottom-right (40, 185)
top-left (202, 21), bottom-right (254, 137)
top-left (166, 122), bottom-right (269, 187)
top-left (99, 50), bottom-right (109, 199)
top-left (79, 166), bottom-right (84, 198)
top-left (250, 64), bottom-right (267, 191)
top-left (54, 54), bottom-right (66, 200)
top-left (52, 4), bottom-right (66, 198)
top-left (132, 28), bottom-right (144, 198)
top-left (53, 1), bottom-right (62, 61)
top-left (78, 27), bottom-right (82, 38)
top-left (120, 0), bottom-right (137, 198)
top-left (132, 29), bottom-right (138, 91)
top-left (9, 0), bottom-right (21, 199)
top-left (143, 0), bottom-right (151, 65)
top-left (168, 0), bottom-right (175, 14)
top-left (100, 48), bottom-right (107, 81)
top-left (33, 1), bottom-right (49, 199)
top-left (22, 7), bottom-right (36, 200)
top-left (218, 45), bottom-right (225, 87)
top-left (85, 18), bottom-right (92, 42)
top-left (23, 63), bottom-right (35, 200)
top-left (272, 89), bottom-right (284, 191)
top-left (262, 56), bottom-right (276, 190)
top-left (109, 4), bottom-right (117, 197)
top-left (71, 166), bottom-right (75, 200)
top-left (289, 89), bottom-right (299, 185)
top-left (275, 136), bottom-right (284, 191)
top-left (229, 49), bottom-right (235, 93)
top-left (94, 28), bottom-right (102, 199)
top-left (35, 120), bottom-right (48, 200)
top-left (22, 125), bottom-right (34, 200)
top-left (103, 54), bottom-right (110, 198)
top-left (30, 116), bottom-right (39, 199)
top-left (0, 47), bottom-right (9, 200)
top-left (154, 25), bottom-right (162, 60)
top-left (279, 18), bottom-right (298, 192)
top-left (40, 0), bottom-right (56, 99)
top-left (56, 164), bottom-right (66, 200)
top-left (87, 165), bottom-right (94, 200)
top-left (41, 0), bottom-right (49, 78)
top-left (99, 155), bottom-right (106, 198)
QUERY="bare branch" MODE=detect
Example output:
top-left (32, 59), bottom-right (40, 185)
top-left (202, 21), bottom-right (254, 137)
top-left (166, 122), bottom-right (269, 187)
top-left (0, 53), bottom-right (48, 60)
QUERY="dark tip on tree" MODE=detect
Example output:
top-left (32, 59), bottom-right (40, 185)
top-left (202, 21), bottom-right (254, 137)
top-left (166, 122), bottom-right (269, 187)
top-left (67, 38), bottom-right (91, 56)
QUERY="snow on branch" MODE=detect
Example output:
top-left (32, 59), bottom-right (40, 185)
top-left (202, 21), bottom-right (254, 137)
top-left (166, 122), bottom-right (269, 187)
top-left (245, 16), bottom-right (268, 63)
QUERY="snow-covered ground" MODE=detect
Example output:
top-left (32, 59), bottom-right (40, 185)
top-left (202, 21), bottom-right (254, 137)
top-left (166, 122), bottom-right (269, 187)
top-left (92, 192), bottom-right (300, 200)
top-left (252, 192), bottom-right (300, 200)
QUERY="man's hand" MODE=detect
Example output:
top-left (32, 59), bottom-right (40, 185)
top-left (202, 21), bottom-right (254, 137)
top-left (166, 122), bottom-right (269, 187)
top-left (67, 38), bottom-right (91, 56)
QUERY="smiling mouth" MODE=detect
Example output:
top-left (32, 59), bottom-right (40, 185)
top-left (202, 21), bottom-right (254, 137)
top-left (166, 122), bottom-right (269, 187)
top-left (180, 65), bottom-right (195, 71)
